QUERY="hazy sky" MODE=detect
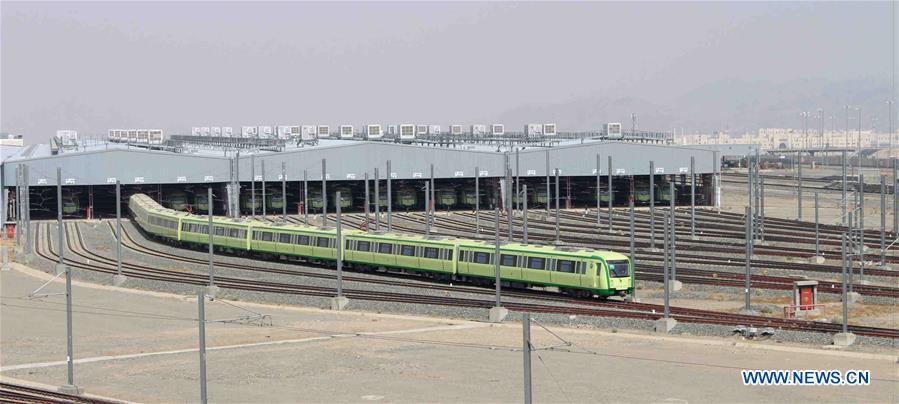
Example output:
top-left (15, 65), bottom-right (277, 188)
top-left (1, 1), bottom-right (895, 143)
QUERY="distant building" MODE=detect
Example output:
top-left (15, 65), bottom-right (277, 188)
top-left (0, 133), bottom-right (24, 147)
top-left (678, 128), bottom-right (897, 151)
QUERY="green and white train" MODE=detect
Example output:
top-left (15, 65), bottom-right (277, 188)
top-left (130, 193), bottom-right (634, 298)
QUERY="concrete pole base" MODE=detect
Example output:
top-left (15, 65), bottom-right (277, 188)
top-left (653, 317), bottom-right (677, 333)
top-left (844, 292), bottom-right (862, 304)
top-left (738, 308), bottom-right (760, 316)
top-left (488, 306), bottom-right (509, 323)
top-left (832, 332), bottom-right (857, 347)
top-left (205, 285), bottom-right (220, 299)
top-left (54, 263), bottom-right (67, 276)
top-left (330, 296), bottom-right (350, 311)
top-left (58, 384), bottom-right (83, 396)
top-left (807, 256), bottom-right (826, 264)
top-left (670, 280), bottom-right (683, 292)
top-left (876, 264), bottom-right (893, 270)
top-left (1, 248), bottom-right (8, 271)
top-left (112, 274), bottom-right (127, 287)
top-left (627, 296), bottom-right (641, 303)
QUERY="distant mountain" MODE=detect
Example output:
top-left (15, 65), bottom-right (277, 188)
top-left (489, 78), bottom-right (895, 134)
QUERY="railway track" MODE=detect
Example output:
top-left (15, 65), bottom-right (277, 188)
top-left (0, 382), bottom-right (111, 404)
top-left (333, 212), bottom-right (899, 298)
top-left (30, 220), bottom-right (899, 339)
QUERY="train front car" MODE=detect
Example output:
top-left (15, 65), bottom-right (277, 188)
top-left (595, 252), bottom-right (633, 298)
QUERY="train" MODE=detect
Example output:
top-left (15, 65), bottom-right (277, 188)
top-left (62, 195), bottom-right (81, 215)
top-left (129, 193), bottom-right (634, 298)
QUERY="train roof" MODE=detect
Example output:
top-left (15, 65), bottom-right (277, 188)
top-left (457, 239), bottom-right (628, 260)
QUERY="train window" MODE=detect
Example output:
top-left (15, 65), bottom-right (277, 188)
top-left (357, 241), bottom-right (371, 252)
top-left (229, 228), bottom-right (241, 238)
top-left (445, 249), bottom-right (453, 261)
top-left (576, 262), bottom-right (585, 274)
top-left (215, 227), bottom-right (226, 236)
top-left (500, 254), bottom-right (517, 267)
top-left (316, 237), bottom-right (332, 248)
top-left (459, 250), bottom-right (468, 261)
top-left (527, 257), bottom-right (546, 270)
top-left (473, 252), bottom-right (491, 264)
top-left (279, 233), bottom-right (292, 243)
top-left (345, 240), bottom-right (353, 249)
top-left (423, 247), bottom-right (439, 259)
top-left (262, 232), bottom-right (274, 242)
top-left (607, 260), bottom-right (630, 278)
top-left (296, 235), bottom-right (310, 245)
top-left (400, 245), bottom-right (416, 257)
top-left (378, 243), bottom-right (394, 254)
top-left (557, 260), bottom-right (575, 273)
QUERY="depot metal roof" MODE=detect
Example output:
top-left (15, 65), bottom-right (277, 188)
top-left (2, 140), bottom-right (717, 186)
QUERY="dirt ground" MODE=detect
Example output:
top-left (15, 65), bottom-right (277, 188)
top-left (2, 266), bottom-right (897, 403)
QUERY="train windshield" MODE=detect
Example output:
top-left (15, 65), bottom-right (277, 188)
top-left (606, 260), bottom-right (630, 278)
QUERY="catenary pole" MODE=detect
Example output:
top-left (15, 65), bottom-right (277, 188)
top-left (690, 156), bottom-right (696, 238)
top-left (207, 188), bottom-right (214, 287)
top-left (59, 167), bottom-right (77, 391)
top-left (364, 172), bottom-right (370, 230)
top-left (494, 207), bottom-right (502, 307)
top-left (522, 312), bottom-right (532, 404)
top-left (261, 159), bottom-right (266, 218)
top-left (321, 159), bottom-right (327, 227)
top-left (387, 160), bottom-right (392, 232)
top-left (608, 155), bottom-right (613, 232)
top-left (596, 154), bottom-right (601, 227)
top-left (649, 161), bottom-right (656, 249)
top-left (251, 155), bottom-right (256, 220)
top-left (115, 180), bottom-right (123, 280)
top-left (545, 150), bottom-right (550, 213)
top-left (475, 166), bottom-right (480, 232)
top-left (198, 290), bottom-right (207, 404)
top-left (336, 191), bottom-right (343, 297)
top-left (374, 168), bottom-right (380, 231)
top-left (303, 169), bottom-right (308, 225)
top-left (281, 162), bottom-right (287, 220)
top-left (554, 168), bottom-right (560, 243)
top-left (744, 206), bottom-right (752, 311)
top-left (522, 185), bottom-right (529, 244)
